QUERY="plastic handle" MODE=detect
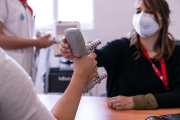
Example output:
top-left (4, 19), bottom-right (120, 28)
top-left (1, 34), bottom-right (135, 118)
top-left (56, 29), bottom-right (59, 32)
top-left (84, 80), bottom-right (97, 92)
top-left (64, 28), bottom-right (107, 93)
top-left (65, 28), bottom-right (86, 57)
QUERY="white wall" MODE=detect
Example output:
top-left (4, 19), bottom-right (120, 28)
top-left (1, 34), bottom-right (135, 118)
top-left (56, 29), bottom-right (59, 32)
top-left (35, 0), bottom-right (180, 96)
top-left (168, 0), bottom-right (180, 39)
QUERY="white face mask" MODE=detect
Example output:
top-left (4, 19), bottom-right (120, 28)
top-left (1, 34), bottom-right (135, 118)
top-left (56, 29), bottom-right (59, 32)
top-left (133, 11), bottom-right (161, 38)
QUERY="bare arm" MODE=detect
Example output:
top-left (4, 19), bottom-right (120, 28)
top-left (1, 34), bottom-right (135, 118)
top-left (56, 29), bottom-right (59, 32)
top-left (0, 22), bottom-right (52, 49)
top-left (51, 53), bottom-right (98, 120)
top-left (51, 74), bottom-right (87, 120)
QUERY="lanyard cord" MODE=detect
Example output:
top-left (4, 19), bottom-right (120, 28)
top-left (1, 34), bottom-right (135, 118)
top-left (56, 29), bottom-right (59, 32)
top-left (142, 48), bottom-right (169, 91)
top-left (19, 0), bottom-right (33, 16)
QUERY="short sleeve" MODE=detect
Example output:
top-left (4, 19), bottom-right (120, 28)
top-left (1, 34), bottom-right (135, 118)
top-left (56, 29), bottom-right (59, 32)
top-left (0, 48), bottom-right (56, 120)
top-left (0, 0), bottom-right (8, 23)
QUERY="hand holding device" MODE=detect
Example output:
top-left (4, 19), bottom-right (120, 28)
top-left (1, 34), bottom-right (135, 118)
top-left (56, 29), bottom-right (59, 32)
top-left (36, 34), bottom-right (52, 49)
top-left (73, 53), bottom-right (98, 83)
top-left (36, 31), bottom-right (62, 43)
top-left (36, 31), bottom-right (62, 56)
top-left (60, 38), bottom-right (76, 60)
top-left (64, 28), bottom-right (107, 92)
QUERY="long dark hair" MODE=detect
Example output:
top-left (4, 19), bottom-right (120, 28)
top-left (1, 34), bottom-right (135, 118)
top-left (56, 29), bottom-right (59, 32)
top-left (130, 0), bottom-right (175, 61)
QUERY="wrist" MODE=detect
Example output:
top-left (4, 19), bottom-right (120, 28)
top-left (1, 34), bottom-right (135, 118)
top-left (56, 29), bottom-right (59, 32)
top-left (72, 72), bottom-right (87, 85)
top-left (34, 39), bottom-right (39, 47)
top-left (130, 97), bottom-right (135, 109)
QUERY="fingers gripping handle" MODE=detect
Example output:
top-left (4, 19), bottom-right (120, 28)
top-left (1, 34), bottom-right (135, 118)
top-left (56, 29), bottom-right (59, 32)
top-left (64, 28), bottom-right (107, 92)
top-left (64, 28), bottom-right (86, 57)
top-left (84, 80), bottom-right (97, 92)
top-left (65, 28), bottom-right (101, 57)
top-left (36, 31), bottom-right (62, 43)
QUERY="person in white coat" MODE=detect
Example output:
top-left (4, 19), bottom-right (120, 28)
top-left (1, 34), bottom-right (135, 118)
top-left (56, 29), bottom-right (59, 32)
top-left (0, 0), bottom-right (52, 82)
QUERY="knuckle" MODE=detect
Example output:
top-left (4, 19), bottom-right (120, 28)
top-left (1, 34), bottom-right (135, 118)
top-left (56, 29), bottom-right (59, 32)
top-left (64, 48), bottom-right (68, 52)
top-left (61, 42), bottom-right (64, 47)
top-left (65, 43), bottom-right (68, 47)
top-left (64, 53), bottom-right (68, 56)
top-left (120, 106), bottom-right (124, 110)
top-left (67, 49), bottom-right (70, 52)
top-left (113, 104), bottom-right (116, 108)
top-left (91, 53), bottom-right (96, 57)
top-left (61, 48), bottom-right (65, 52)
top-left (61, 48), bottom-right (65, 51)
top-left (89, 57), bottom-right (93, 60)
top-left (96, 67), bottom-right (98, 71)
top-left (95, 72), bottom-right (98, 76)
top-left (62, 48), bottom-right (66, 52)
top-left (94, 53), bottom-right (97, 58)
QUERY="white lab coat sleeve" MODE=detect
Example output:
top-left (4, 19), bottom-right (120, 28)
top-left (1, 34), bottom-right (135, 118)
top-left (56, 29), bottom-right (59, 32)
top-left (0, 0), bottom-right (7, 23)
top-left (0, 48), bottom-right (57, 120)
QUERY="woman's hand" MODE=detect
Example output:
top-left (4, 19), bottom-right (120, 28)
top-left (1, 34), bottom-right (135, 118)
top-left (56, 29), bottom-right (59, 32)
top-left (60, 38), bottom-right (75, 60)
top-left (73, 53), bottom-right (98, 83)
top-left (108, 96), bottom-right (135, 110)
top-left (36, 34), bottom-right (52, 49)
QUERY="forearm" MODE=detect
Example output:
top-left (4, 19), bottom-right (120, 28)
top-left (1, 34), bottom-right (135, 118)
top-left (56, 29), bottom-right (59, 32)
top-left (132, 91), bottom-right (180, 109)
top-left (154, 91), bottom-right (180, 108)
top-left (51, 73), bottom-right (86, 120)
top-left (0, 34), bottom-right (37, 49)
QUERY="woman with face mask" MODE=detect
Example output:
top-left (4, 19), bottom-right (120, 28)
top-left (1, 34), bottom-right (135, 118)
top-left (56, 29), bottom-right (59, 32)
top-left (60, 0), bottom-right (180, 110)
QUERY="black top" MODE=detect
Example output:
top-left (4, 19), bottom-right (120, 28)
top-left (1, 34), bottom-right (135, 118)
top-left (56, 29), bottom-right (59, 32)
top-left (95, 38), bottom-right (180, 108)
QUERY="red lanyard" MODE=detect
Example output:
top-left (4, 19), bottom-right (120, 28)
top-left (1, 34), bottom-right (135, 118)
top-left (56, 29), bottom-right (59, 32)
top-left (142, 49), bottom-right (169, 91)
top-left (19, 0), bottom-right (33, 16)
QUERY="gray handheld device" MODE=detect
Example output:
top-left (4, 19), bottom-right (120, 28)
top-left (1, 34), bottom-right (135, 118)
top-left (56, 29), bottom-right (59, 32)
top-left (36, 31), bottom-right (62, 43)
top-left (64, 28), bottom-right (107, 92)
